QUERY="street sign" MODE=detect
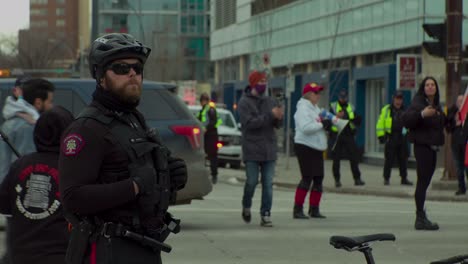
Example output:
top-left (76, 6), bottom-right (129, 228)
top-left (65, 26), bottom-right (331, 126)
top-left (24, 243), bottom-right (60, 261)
top-left (396, 54), bottom-right (417, 90)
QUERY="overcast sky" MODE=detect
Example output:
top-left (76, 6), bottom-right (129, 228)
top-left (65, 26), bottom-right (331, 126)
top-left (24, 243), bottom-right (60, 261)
top-left (0, 0), bottom-right (29, 36)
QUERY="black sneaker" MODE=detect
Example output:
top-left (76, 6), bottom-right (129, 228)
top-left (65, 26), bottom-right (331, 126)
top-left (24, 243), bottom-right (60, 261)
top-left (260, 213), bottom-right (273, 227)
top-left (242, 208), bottom-right (251, 223)
top-left (212, 175), bottom-right (218, 185)
top-left (354, 179), bottom-right (365, 186)
top-left (455, 190), bottom-right (466, 195)
top-left (335, 181), bottom-right (342, 188)
top-left (384, 179), bottom-right (390, 185)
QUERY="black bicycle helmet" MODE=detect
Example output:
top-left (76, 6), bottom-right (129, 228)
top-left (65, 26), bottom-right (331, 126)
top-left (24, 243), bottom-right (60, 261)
top-left (88, 33), bottom-right (151, 79)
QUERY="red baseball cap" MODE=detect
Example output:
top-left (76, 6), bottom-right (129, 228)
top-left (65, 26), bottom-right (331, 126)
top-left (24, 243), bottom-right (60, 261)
top-left (302, 82), bottom-right (324, 95)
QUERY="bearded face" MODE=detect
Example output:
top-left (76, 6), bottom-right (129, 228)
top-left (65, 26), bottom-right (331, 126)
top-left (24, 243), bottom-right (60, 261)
top-left (100, 58), bottom-right (143, 104)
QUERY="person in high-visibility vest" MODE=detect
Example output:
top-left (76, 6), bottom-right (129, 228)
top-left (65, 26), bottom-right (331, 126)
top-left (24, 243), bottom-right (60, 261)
top-left (329, 89), bottom-right (365, 187)
top-left (197, 93), bottom-right (222, 184)
top-left (376, 91), bottom-right (413, 186)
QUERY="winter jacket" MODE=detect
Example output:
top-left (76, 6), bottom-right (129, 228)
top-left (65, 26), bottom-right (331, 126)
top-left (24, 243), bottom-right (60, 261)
top-left (238, 87), bottom-right (282, 161)
top-left (0, 106), bottom-right (74, 264)
top-left (0, 96), bottom-right (39, 180)
top-left (294, 98), bottom-right (327, 151)
top-left (402, 88), bottom-right (445, 146)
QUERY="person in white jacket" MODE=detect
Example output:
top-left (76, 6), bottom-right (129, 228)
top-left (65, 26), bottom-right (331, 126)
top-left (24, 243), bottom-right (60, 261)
top-left (292, 83), bottom-right (332, 219)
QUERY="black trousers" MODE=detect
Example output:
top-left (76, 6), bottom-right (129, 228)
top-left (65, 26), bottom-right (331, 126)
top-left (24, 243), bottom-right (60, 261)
top-left (413, 144), bottom-right (437, 212)
top-left (204, 134), bottom-right (218, 176)
top-left (383, 134), bottom-right (408, 180)
top-left (294, 144), bottom-right (324, 191)
top-left (331, 133), bottom-right (361, 181)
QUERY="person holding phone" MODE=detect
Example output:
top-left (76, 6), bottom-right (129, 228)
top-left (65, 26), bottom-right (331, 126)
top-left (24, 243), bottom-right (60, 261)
top-left (402, 76), bottom-right (445, 231)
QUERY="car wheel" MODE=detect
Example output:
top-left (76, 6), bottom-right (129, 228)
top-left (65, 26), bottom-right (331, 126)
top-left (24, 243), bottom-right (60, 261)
top-left (230, 161), bottom-right (241, 169)
top-left (218, 161), bottom-right (226, 168)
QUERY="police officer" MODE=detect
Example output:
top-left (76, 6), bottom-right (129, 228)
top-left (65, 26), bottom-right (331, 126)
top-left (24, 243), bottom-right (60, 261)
top-left (329, 89), bottom-right (365, 187)
top-left (376, 91), bottom-right (413, 186)
top-left (58, 33), bottom-right (188, 264)
top-left (197, 93), bottom-right (222, 184)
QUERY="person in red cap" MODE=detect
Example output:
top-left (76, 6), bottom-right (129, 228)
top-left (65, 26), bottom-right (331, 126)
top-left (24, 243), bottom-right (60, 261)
top-left (292, 83), bottom-right (331, 219)
top-left (238, 70), bottom-right (283, 227)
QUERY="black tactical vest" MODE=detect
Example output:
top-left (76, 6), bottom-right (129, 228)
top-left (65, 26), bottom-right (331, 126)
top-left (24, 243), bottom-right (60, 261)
top-left (77, 106), bottom-right (171, 225)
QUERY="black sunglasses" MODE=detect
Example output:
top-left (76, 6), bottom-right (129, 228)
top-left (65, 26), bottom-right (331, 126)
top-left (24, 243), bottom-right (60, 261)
top-left (107, 63), bottom-right (143, 75)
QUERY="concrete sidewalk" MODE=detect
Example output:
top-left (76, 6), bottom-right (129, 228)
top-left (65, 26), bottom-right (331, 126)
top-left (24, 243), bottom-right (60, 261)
top-left (224, 153), bottom-right (468, 202)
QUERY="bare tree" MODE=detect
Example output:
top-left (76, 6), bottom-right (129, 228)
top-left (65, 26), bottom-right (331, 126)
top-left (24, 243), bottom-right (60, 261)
top-left (0, 35), bottom-right (19, 68)
top-left (15, 31), bottom-right (76, 70)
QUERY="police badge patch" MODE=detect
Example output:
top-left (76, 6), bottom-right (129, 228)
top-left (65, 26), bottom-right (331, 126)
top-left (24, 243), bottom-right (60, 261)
top-left (62, 134), bottom-right (85, 156)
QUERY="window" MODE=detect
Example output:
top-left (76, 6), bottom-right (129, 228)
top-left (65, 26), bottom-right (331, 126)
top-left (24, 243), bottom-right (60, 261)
top-left (215, 0), bottom-right (236, 30)
top-left (56, 8), bottom-right (65, 16)
top-left (56, 19), bottom-right (65, 27)
top-left (56, 0), bottom-right (65, 4)
top-left (251, 0), bottom-right (298, 15)
top-left (31, 0), bottom-right (48, 4)
top-left (138, 90), bottom-right (180, 120)
top-left (30, 8), bottom-right (48, 16)
top-left (31, 20), bottom-right (48, 28)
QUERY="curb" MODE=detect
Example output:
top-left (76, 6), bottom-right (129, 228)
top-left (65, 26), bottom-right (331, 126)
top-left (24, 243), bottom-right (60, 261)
top-left (234, 177), bottom-right (468, 203)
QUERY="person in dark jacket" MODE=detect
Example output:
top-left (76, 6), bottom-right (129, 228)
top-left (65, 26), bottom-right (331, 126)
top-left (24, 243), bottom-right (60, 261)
top-left (376, 91), bottom-right (413, 186)
top-left (446, 94), bottom-right (468, 195)
top-left (59, 33), bottom-right (187, 264)
top-left (0, 106), bottom-right (74, 264)
top-left (402, 76), bottom-right (445, 231)
top-left (197, 92), bottom-right (222, 184)
top-left (238, 70), bottom-right (283, 227)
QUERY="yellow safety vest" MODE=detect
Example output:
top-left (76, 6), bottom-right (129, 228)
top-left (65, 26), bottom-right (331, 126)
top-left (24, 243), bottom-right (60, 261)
top-left (330, 102), bottom-right (355, 132)
top-left (376, 104), bottom-right (392, 137)
top-left (198, 102), bottom-right (222, 128)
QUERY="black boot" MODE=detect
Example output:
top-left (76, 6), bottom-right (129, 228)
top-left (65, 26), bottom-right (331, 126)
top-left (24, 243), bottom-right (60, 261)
top-left (415, 211), bottom-right (439, 230)
top-left (309, 206), bottom-right (326, 218)
top-left (401, 178), bottom-right (413, 186)
top-left (293, 205), bottom-right (309, 219)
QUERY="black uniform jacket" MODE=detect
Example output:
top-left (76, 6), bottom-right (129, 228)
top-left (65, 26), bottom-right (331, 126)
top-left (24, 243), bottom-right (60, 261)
top-left (59, 101), bottom-right (143, 224)
top-left (0, 152), bottom-right (69, 264)
top-left (402, 94), bottom-right (445, 146)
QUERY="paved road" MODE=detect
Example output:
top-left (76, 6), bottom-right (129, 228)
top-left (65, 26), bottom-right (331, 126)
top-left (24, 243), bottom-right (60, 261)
top-left (164, 179), bottom-right (468, 264)
top-left (0, 170), bottom-right (466, 263)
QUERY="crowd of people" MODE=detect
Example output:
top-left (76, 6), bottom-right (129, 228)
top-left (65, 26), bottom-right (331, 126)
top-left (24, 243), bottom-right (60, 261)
top-left (0, 33), bottom-right (466, 264)
top-left (236, 71), bottom-right (466, 232)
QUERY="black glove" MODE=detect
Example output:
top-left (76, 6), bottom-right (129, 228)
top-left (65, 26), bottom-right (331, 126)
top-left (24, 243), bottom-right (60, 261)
top-left (321, 119), bottom-right (333, 131)
top-left (352, 115), bottom-right (362, 126)
top-left (168, 156), bottom-right (188, 191)
top-left (378, 136), bottom-right (386, 144)
top-left (131, 166), bottom-right (157, 195)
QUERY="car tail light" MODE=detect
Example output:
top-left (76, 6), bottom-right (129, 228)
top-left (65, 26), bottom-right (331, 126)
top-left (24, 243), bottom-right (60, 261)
top-left (170, 125), bottom-right (202, 149)
top-left (217, 142), bottom-right (224, 149)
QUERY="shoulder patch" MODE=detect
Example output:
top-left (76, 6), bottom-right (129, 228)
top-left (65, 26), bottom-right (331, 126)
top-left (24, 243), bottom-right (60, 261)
top-left (62, 134), bottom-right (85, 156)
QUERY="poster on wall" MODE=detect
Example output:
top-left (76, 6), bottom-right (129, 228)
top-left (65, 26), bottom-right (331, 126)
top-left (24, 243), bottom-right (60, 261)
top-left (396, 54), bottom-right (418, 90)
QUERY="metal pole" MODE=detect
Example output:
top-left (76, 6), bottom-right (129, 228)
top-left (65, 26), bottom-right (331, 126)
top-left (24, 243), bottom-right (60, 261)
top-left (443, 0), bottom-right (462, 180)
top-left (285, 64), bottom-right (293, 169)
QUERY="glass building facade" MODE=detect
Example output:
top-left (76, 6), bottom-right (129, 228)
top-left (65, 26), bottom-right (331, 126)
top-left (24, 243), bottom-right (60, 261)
top-left (95, 0), bottom-right (210, 82)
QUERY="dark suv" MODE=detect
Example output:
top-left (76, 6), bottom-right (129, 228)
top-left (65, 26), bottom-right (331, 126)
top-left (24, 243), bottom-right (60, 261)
top-left (0, 78), bottom-right (212, 204)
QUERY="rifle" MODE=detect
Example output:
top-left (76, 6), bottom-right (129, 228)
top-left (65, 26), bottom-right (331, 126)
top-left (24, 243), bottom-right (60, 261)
top-left (0, 129), bottom-right (21, 158)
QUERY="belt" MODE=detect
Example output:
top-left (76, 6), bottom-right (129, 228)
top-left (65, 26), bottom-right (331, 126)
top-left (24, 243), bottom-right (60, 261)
top-left (99, 222), bottom-right (172, 253)
top-left (429, 145), bottom-right (440, 152)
